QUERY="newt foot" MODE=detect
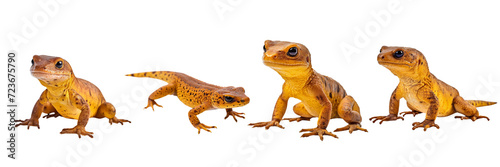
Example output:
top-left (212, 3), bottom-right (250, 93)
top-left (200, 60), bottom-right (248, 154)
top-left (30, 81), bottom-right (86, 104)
top-left (334, 124), bottom-right (368, 134)
top-left (60, 126), bottom-right (94, 138)
top-left (249, 120), bottom-right (284, 129)
top-left (283, 117), bottom-right (311, 122)
top-left (412, 119), bottom-right (439, 131)
top-left (400, 110), bottom-right (421, 117)
top-left (300, 128), bottom-right (338, 141)
top-left (144, 98), bottom-right (163, 111)
top-left (195, 123), bottom-right (217, 134)
top-left (225, 110), bottom-right (245, 122)
top-left (109, 117), bottom-right (132, 125)
top-left (369, 114), bottom-right (404, 124)
top-left (43, 112), bottom-right (61, 119)
top-left (15, 119), bottom-right (40, 129)
top-left (455, 115), bottom-right (490, 121)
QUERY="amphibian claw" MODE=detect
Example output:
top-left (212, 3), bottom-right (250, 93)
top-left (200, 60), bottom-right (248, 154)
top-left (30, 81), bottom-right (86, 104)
top-left (454, 115), bottom-right (490, 121)
top-left (60, 126), bottom-right (94, 138)
top-left (412, 119), bottom-right (439, 131)
top-left (300, 128), bottom-right (338, 141)
top-left (225, 110), bottom-right (245, 122)
top-left (283, 117), bottom-right (311, 122)
top-left (369, 114), bottom-right (404, 124)
top-left (334, 124), bottom-right (368, 133)
top-left (249, 120), bottom-right (284, 129)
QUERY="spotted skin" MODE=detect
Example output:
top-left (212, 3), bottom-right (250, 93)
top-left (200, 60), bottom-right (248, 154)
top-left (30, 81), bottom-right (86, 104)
top-left (126, 71), bottom-right (250, 134)
top-left (249, 40), bottom-right (367, 141)
top-left (370, 46), bottom-right (497, 131)
top-left (15, 55), bottom-right (130, 138)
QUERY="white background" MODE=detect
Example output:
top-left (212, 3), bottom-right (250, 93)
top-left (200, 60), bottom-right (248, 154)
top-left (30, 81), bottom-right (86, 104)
top-left (1, 0), bottom-right (500, 166)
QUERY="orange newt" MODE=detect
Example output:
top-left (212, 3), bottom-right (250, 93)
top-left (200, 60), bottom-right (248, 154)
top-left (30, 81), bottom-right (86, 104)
top-left (126, 71), bottom-right (250, 134)
top-left (16, 55), bottom-right (130, 138)
top-left (250, 40), bottom-right (367, 140)
top-left (370, 46), bottom-right (496, 130)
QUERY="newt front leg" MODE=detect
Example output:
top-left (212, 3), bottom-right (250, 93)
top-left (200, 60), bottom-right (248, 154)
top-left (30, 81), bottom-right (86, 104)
top-left (15, 101), bottom-right (44, 129)
top-left (412, 90), bottom-right (440, 131)
top-left (189, 102), bottom-right (217, 134)
top-left (370, 87), bottom-right (404, 124)
top-left (225, 108), bottom-right (245, 122)
top-left (249, 93), bottom-right (288, 129)
top-left (16, 90), bottom-right (53, 129)
top-left (299, 89), bottom-right (338, 141)
top-left (60, 93), bottom-right (93, 138)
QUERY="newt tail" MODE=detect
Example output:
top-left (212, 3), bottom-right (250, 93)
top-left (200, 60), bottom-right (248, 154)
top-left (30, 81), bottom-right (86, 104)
top-left (467, 100), bottom-right (497, 107)
top-left (125, 71), bottom-right (176, 82)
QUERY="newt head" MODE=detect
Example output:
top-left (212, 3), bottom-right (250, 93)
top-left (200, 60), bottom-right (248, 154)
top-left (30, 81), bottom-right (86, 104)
top-left (262, 40), bottom-right (312, 77)
top-left (377, 46), bottom-right (430, 78)
top-left (30, 55), bottom-right (74, 87)
top-left (211, 86), bottom-right (250, 109)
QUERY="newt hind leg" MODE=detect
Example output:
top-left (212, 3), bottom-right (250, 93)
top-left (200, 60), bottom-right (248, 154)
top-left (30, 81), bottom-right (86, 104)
top-left (334, 96), bottom-right (368, 134)
top-left (145, 84), bottom-right (176, 111)
top-left (40, 103), bottom-right (60, 119)
top-left (400, 102), bottom-right (423, 117)
top-left (453, 96), bottom-right (489, 121)
top-left (400, 110), bottom-right (422, 117)
top-left (96, 102), bottom-right (131, 125)
top-left (283, 102), bottom-right (313, 122)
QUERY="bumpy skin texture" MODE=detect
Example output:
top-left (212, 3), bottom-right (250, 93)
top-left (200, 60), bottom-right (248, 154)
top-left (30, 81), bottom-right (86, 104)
top-left (249, 40), bottom-right (367, 141)
top-left (126, 71), bottom-right (250, 134)
top-left (370, 46), bottom-right (497, 131)
top-left (16, 55), bottom-right (130, 138)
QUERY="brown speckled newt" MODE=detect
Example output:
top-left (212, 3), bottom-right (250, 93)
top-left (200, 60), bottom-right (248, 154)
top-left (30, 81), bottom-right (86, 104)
top-left (370, 46), bottom-right (496, 131)
top-left (249, 40), bottom-right (367, 141)
top-left (126, 71), bottom-right (250, 134)
top-left (16, 55), bottom-right (130, 138)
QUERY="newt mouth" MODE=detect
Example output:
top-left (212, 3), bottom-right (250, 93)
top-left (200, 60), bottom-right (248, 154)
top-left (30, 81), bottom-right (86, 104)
top-left (31, 71), bottom-right (70, 76)
top-left (378, 61), bottom-right (412, 68)
top-left (263, 60), bottom-right (308, 67)
top-left (31, 71), bottom-right (71, 81)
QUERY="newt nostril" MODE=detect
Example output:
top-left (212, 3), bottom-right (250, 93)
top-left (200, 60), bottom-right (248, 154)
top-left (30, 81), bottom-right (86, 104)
top-left (381, 56), bottom-right (385, 59)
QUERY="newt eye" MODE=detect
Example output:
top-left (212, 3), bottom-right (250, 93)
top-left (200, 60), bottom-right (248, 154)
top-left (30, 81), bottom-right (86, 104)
top-left (263, 45), bottom-right (266, 52)
top-left (31, 59), bottom-right (34, 66)
top-left (224, 96), bottom-right (235, 103)
top-left (393, 50), bottom-right (404, 58)
top-left (287, 47), bottom-right (298, 57)
top-left (55, 61), bottom-right (63, 69)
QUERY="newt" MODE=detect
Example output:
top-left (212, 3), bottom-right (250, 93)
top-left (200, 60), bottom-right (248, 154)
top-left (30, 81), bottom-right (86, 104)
top-left (126, 71), bottom-right (250, 134)
top-left (249, 40), bottom-right (367, 141)
top-left (16, 55), bottom-right (130, 138)
top-left (370, 46), bottom-right (496, 130)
